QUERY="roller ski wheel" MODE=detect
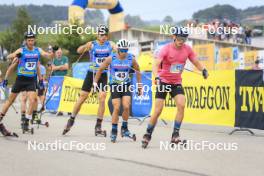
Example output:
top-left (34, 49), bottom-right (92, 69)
top-left (170, 131), bottom-right (187, 147)
top-left (21, 118), bottom-right (34, 135)
top-left (44, 122), bottom-right (49, 127)
top-left (0, 123), bottom-right (19, 137)
top-left (110, 131), bottom-right (117, 143)
top-left (121, 128), bottom-right (136, 141)
top-left (95, 125), bottom-right (107, 137)
top-left (62, 118), bottom-right (75, 135)
top-left (141, 133), bottom-right (151, 149)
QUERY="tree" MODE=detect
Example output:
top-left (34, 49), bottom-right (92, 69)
top-left (0, 7), bottom-right (33, 52)
top-left (124, 15), bottom-right (146, 27)
top-left (56, 21), bottom-right (96, 64)
top-left (163, 16), bottom-right (173, 24)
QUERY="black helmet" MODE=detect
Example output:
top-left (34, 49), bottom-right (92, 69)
top-left (98, 25), bottom-right (109, 35)
top-left (172, 27), bottom-right (189, 38)
top-left (24, 31), bottom-right (35, 39)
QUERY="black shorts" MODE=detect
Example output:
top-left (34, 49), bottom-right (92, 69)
top-left (110, 83), bottom-right (132, 99)
top-left (12, 76), bottom-right (37, 93)
top-left (38, 89), bottom-right (44, 96)
top-left (82, 71), bottom-right (108, 92)
top-left (155, 82), bottom-right (184, 99)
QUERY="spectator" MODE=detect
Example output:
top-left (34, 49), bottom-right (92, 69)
top-left (51, 48), bottom-right (69, 76)
top-left (252, 59), bottom-right (261, 70)
top-left (0, 69), bottom-right (2, 84)
top-left (245, 27), bottom-right (252, 45)
top-left (51, 47), bottom-right (69, 116)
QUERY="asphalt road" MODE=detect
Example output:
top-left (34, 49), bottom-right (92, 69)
top-left (0, 103), bottom-right (264, 176)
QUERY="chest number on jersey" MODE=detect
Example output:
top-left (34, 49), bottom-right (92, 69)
top-left (170, 64), bottom-right (183, 73)
top-left (25, 62), bottom-right (36, 70)
top-left (115, 72), bottom-right (128, 81)
top-left (96, 57), bottom-right (105, 65)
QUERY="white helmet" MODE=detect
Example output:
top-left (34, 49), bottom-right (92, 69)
top-left (117, 39), bottom-right (130, 49)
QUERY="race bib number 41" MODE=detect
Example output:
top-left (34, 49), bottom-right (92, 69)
top-left (25, 62), bottom-right (36, 70)
top-left (170, 64), bottom-right (184, 73)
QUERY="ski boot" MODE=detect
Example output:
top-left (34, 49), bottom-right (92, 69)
top-left (95, 124), bottom-right (107, 137)
top-left (62, 118), bottom-right (75, 135)
top-left (121, 127), bottom-right (136, 141)
top-left (21, 117), bottom-right (34, 134)
top-left (0, 121), bottom-right (18, 137)
top-left (141, 133), bottom-right (151, 149)
top-left (170, 131), bottom-right (187, 147)
top-left (110, 130), bottom-right (117, 143)
top-left (31, 112), bottom-right (49, 128)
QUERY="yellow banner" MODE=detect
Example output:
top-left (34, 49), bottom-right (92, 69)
top-left (157, 70), bottom-right (236, 126)
top-left (216, 47), bottom-right (234, 70)
top-left (58, 77), bottom-right (110, 116)
top-left (193, 44), bottom-right (215, 70)
top-left (244, 50), bottom-right (258, 69)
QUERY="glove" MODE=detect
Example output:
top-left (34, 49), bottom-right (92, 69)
top-left (16, 53), bottom-right (22, 58)
top-left (38, 80), bottom-right (44, 90)
top-left (2, 79), bottom-right (8, 88)
top-left (202, 69), bottom-right (209, 79)
top-left (154, 77), bottom-right (161, 85)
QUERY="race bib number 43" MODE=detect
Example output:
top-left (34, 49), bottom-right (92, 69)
top-left (170, 64), bottom-right (184, 73)
top-left (114, 72), bottom-right (128, 81)
top-left (25, 62), bottom-right (36, 70)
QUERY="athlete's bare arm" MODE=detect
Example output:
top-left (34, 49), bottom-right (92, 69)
top-left (36, 61), bottom-right (43, 80)
top-left (5, 58), bottom-right (19, 79)
top-left (191, 59), bottom-right (205, 72)
top-left (77, 41), bottom-right (93, 54)
top-left (39, 48), bottom-right (54, 59)
top-left (6, 48), bottom-right (22, 61)
top-left (132, 57), bottom-right (142, 84)
top-left (153, 59), bottom-right (162, 78)
top-left (94, 57), bottom-right (112, 83)
top-left (110, 41), bottom-right (117, 53)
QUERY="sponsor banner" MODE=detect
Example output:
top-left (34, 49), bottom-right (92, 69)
top-left (158, 70), bottom-right (236, 126)
top-left (215, 47), bottom-right (234, 70)
top-left (58, 76), bottom-right (111, 115)
top-left (131, 72), bottom-right (152, 117)
top-left (257, 50), bottom-right (264, 69)
top-left (244, 50), bottom-right (258, 69)
top-left (72, 62), bottom-right (90, 80)
top-left (193, 44), bottom-right (215, 70)
top-left (45, 76), bottom-right (64, 111)
top-left (235, 70), bottom-right (264, 130)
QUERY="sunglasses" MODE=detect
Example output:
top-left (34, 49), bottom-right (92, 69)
top-left (118, 49), bottom-right (129, 53)
top-left (176, 37), bottom-right (187, 42)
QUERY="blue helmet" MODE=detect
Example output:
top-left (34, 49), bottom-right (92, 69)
top-left (172, 27), bottom-right (189, 38)
top-left (24, 31), bottom-right (35, 39)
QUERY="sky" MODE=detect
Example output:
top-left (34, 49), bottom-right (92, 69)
top-left (2, 0), bottom-right (264, 21)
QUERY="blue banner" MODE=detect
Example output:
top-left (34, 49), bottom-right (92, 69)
top-left (72, 62), bottom-right (90, 80)
top-left (45, 76), bottom-right (64, 111)
top-left (131, 72), bottom-right (152, 117)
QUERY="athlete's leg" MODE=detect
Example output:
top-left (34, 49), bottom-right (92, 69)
top-left (20, 91), bottom-right (27, 115)
top-left (1, 92), bottom-right (19, 115)
top-left (95, 91), bottom-right (106, 126)
top-left (121, 96), bottom-right (130, 122)
top-left (111, 97), bottom-right (121, 141)
top-left (26, 91), bottom-right (38, 119)
top-left (72, 90), bottom-right (90, 117)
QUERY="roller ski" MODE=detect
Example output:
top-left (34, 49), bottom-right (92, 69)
top-left (31, 113), bottom-right (49, 128)
top-left (21, 117), bottom-right (34, 134)
top-left (62, 118), bottom-right (75, 135)
top-left (110, 130), bottom-right (117, 143)
top-left (141, 133), bottom-right (151, 149)
top-left (170, 131), bottom-right (187, 147)
top-left (121, 127), bottom-right (136, 141)
top-left (0, 123), bottom-right (19, 137)
top-left (95, 124), bottom-right (107, 137)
